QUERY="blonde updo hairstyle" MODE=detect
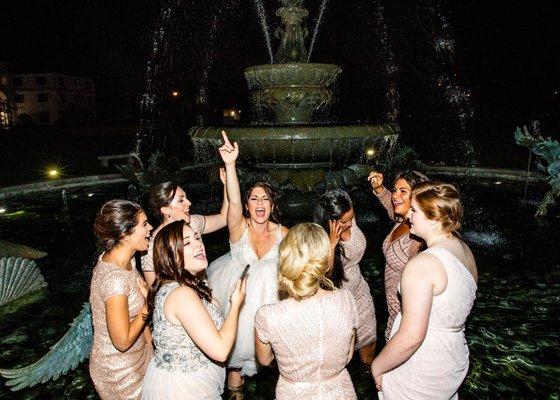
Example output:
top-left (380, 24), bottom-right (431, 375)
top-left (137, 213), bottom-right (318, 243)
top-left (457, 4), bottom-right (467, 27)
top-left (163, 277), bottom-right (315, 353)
top-left (412, 181), bottom-right (463, 233)
top-left (278, 223), bottom-right (334, 301)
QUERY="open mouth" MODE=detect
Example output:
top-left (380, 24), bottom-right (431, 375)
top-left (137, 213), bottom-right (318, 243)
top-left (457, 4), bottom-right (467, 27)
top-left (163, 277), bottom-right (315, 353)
top-left (195, 250), bottom-right (206, 260)
top-left (255, 207), bottom-right (266, 218)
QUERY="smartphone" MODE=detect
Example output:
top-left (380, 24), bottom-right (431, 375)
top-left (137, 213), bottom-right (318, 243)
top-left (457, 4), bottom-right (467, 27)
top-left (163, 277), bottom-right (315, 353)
top-left (240, 264), bottom-right (250, 280)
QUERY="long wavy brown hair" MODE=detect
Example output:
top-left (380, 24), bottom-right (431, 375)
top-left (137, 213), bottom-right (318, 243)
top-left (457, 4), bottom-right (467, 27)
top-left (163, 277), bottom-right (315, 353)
top-left (147, 220), bottom-right (212, 318)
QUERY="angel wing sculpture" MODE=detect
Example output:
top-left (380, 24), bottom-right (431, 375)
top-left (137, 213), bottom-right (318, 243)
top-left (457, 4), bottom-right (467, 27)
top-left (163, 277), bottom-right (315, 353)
top-left (0, 302), bottom-right (93, 391)
top-left (514, 124), bottom-right (560, 216)
top-left (0, 240), bottom-right (47, 260)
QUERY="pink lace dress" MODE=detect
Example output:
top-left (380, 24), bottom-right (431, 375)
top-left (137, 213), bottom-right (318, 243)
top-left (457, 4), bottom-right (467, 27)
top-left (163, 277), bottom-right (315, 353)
top-left (382, 247), bottom-right (477, 400)
top-left (375, 188), bottom-right (423, 340)
top-left (339, 219), bottom-right (377, 349)
top-left (254, 289), bottom-right (358, 400)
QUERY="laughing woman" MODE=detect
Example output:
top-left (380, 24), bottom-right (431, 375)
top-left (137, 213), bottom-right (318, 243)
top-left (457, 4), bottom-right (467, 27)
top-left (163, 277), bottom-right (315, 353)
top-left (90, 200), bottom-right (154, 400)
top-left (368, 170), bottom-right (429, 340)
top-left (207, 132), bottom-right (289, 399)
top-left (142, 171), bottom-right (228, 288)
top-left (141, 221), bottom-right (246, 399)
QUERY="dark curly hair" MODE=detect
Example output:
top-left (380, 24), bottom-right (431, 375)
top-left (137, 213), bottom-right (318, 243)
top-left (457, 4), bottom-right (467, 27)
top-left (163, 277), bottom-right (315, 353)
top-left (147, 221), bottom-right (212, 318)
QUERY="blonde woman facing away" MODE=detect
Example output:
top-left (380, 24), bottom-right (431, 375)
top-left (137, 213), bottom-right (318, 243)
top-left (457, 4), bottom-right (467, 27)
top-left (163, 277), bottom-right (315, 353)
top-left (371, 182), bottom-right (478, 400)
top-left (255, 223), bottom-right (359, 400)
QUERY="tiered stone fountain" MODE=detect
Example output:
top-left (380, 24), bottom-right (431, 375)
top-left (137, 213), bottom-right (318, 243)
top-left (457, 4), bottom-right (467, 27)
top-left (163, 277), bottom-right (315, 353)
top-left (190, 0), bottom-right (399, 196)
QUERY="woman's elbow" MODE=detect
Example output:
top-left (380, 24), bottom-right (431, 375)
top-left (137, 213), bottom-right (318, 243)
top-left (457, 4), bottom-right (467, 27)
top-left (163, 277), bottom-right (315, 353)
top-left (112, 339), bottom-right (132, 353)
top-left (401, 330), bottom-right (425, 350)
top-left (257, 353), bottom-right (273, 366)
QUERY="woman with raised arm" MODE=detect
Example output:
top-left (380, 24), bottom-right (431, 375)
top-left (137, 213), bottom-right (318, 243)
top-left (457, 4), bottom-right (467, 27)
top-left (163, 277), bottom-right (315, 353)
top-left (313, 188), bottom-right (377, 365)
top-left (255, 222), bottom-right (359, 400)
top-left (371, 182), bottom-right (478, 399)
top-left (367, 170), bottom-right (429, 340)
top-left (142, 171), bottom-right (228, 287)
top-left (207, 131), bottom-right (289, 399)
top-left (141, 221), bottom-right (246, 399)
top-left (89, 200), bottom-right (154, 399)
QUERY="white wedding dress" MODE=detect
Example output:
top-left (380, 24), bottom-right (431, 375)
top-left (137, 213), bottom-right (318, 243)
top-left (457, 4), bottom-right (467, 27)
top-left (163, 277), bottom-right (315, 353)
top-left (206, 225), bottom-right (283, 376)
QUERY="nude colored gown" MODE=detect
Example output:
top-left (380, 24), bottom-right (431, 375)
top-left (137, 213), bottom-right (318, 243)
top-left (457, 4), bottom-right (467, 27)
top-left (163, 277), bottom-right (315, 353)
top-left (382, 248), bottom-right (477, 400)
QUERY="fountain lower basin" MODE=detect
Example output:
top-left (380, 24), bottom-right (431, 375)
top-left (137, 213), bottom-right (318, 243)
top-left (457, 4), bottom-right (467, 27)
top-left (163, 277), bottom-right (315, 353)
top-left (190, 123), bottom-right (399, 168)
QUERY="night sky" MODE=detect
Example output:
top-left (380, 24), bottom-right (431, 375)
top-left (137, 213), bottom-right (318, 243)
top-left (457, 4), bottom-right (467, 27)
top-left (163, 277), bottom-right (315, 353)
top-left (2, 0), bottom-right (559, 165)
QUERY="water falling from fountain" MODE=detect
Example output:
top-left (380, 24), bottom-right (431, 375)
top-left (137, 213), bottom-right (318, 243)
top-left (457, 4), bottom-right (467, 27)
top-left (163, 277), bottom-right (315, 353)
top-left (372, 0), bottom-right (399, 123)
top-left (307, 0), bottom-right (329, 62)
top-left (418, 0), bottom-right (473, 130)
top-left (253, 0), bottom-right (274, 63)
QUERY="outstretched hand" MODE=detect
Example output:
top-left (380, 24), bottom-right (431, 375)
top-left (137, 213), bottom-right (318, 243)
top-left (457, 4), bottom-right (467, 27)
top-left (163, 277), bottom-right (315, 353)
top-left (328, 219), bottom-right (344, 247)
top-left (219, 130), bottom-right (239, 165)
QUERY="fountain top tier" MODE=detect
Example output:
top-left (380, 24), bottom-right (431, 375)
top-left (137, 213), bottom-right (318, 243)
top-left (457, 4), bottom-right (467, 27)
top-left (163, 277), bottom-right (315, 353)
top-left (246, 0), bottom-right (342, 125)
top-left (189, 0), bottom-right (399, 193)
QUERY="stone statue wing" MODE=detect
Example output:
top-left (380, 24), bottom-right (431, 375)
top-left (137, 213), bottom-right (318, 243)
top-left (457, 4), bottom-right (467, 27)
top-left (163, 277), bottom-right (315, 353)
top-left (0, 302), bottom-right (93, 391)
top-left (0, 240), bottom-right (47, 260)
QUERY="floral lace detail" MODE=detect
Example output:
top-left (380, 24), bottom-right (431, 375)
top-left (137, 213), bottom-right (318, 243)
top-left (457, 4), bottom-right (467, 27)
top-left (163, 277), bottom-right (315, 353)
top-left (152, 282), bottom-right (224, 373)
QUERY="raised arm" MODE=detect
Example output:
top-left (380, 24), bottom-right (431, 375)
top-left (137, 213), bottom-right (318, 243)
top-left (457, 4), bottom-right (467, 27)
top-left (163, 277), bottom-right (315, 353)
top-left (371, 254), bottom-right (436, 383)
top-left (368, 171), bottom-right (396, 221)
top-left (219, 131), bottom-right (245, 243)
top-left (202, 167), bottom-right (229, 234)
top-left (171, 279), bottom-right (246, 362)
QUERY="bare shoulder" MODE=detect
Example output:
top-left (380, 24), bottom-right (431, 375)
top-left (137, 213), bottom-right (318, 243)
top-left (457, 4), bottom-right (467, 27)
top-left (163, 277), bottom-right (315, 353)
top-left (403, 252), bottom-right (444, 280)
top-left (167, 284), bottom-right (203, 306)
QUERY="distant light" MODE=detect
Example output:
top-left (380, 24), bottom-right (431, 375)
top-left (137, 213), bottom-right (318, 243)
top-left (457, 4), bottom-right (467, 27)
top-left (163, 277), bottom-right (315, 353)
top-left (171, 90), bottom-right (179, 97)
top-left (494, 181), bottom-right (502, 185)
top-left (365, 148), bottom-right (376, 157)
top-left (88, 193), bottom-right (94, 197)
top-left (49, 169), bottom-right (59, 177)
top-left (0, 208), bottom-right (6, 214)
top-left (230, 110), bottom-right (236, 117)
top-left (238, 110), bottom-right (241, 114)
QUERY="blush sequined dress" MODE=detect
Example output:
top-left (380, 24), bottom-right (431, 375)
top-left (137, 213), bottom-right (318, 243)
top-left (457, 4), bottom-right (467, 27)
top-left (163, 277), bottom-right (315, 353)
top-left (255, 289), bottom-right (358, 399)
top-left (339, 219), bottom-right (377, 349)
top-left (374, 188), bottom-right (423, 340)
top-left (89, 256), bottom-right (153, 400)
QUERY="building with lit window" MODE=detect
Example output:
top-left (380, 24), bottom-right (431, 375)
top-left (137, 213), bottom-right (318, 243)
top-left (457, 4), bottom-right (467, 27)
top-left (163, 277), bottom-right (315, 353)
top-left (0, 63), bottom-right (96, 127)
top-left (0, 63), bottom-right (13, 129)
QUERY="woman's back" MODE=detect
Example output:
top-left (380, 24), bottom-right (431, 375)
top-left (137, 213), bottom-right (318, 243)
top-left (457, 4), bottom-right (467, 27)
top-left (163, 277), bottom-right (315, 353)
top-left (383, 247), bottom-right (477, 400)
top-left (255, 289), bottom-right (358, 400)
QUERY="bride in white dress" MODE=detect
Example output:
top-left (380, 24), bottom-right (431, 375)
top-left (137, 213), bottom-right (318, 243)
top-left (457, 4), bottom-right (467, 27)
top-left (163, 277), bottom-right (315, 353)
top-left (207, 131), bottom-right (289, 398)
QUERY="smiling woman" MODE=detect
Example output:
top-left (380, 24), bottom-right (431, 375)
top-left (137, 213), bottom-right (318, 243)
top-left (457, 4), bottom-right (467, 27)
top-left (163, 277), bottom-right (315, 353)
top-left (89, 199), bottom-right (153, 399)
